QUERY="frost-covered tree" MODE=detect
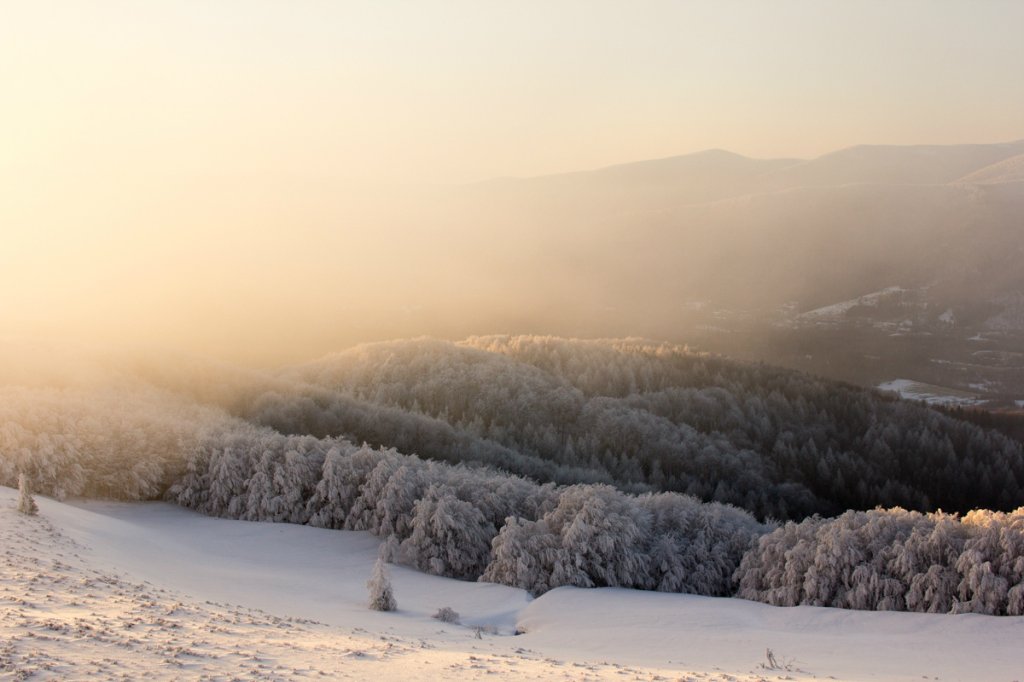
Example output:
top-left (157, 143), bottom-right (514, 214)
top-left (306, 445), bottom-right (380, 529)
top-left (376, 464), bottom-right (431, 539)
top-left (735, 506), bottom-right (1024, 614)
top-left (367, 557), bottom-right (396, 611)
top-left (0, 384), bottom-right (243, 501)
top-left (483, 484), bottom-right (764, 595)
top-left (481, 517), bottom-right (567, 594)
top-left (9, 337), bottom-right (1024, 613)
top-left (17, 473), bottom-right (38, 515)
top-left (400, 486), bottom-right (496, 579)
top-left (245, 335), bottom-right (1024, 522)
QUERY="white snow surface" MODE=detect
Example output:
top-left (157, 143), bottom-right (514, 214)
top-left (3, 486), bottom-right (1023, 681)
top-left (798, 286), bottom-right (906, 320)
top-left (876, 378), bottom-right (986, 406)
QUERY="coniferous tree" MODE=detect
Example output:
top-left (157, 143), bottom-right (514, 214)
top-left (17, 473), bottom-right (38, 516)
top-left (367, 557), bottom-right (397, 612)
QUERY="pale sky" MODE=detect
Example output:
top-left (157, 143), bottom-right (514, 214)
top-left (4, 0), bottom-right (1024, 183)
top-left (2, 1), bottom-right (1023, 362)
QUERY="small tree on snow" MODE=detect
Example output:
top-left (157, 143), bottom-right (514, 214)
top-left (18, 474), bottom-right (38, 516)
top-left (367, 557), bottom-right (396, 611)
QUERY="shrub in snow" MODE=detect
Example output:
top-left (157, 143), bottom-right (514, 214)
top-left (17, 474), bottom-right (38, 516)
top-left (367, 557), bottom-right (396, 612)
top-left (432, 606), bottom-right (460, 623)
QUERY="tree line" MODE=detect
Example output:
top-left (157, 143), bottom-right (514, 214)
top-left (3, 336), bottom-right (1023, 614)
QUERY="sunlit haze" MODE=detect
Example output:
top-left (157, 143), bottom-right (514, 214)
top-left (4, 5), bottom-right (1024, 676)
top-left (3, 0), bottom-right (1023, 363)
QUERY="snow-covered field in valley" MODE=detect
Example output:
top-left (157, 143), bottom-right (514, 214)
top-left (2, 486), bottom-right (1021, 681)
top-left (876, 379), bottom-right (986, 407)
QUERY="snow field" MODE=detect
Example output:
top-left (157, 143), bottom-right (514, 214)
top-left (3, 486), bottom-right (1023, 681)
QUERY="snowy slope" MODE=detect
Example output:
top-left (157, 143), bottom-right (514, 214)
top-left (798, 286), bottom-right (907, 320)
top-left (954, 153), bottom-right (1024, 184)
top-left (3, 486), bottom-right (1023, 681)
top-left (520, 587), bottom-right (1024, 681)
top-left (49, 496), bottom-right (529, 634)
top-left (876, 379), bottom-right (986, 406)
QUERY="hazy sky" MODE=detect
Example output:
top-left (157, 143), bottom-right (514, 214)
top-left (3, 1), bottom-right (1023, 362)
top-left (5, 0), bottom-right (1024, 183)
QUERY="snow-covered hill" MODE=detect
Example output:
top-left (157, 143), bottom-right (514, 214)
top-left (3, 486), bottom-right (1022, 681)
top-left (797, 286), bottom-right (909, 321)
top-left (954, 153), bottom-right (1024, 184)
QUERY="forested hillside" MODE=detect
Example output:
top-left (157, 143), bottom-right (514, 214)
top-left (0, 381), bottom-right (765, 598)
top-left (252, 336), bottom-right (1024, 520)
top-left (736, 507), bottom-right (1024, 615)
top-left (2, 336), bottom-right (1023, 613)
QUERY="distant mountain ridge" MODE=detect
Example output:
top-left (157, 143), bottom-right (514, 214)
top-left (520, 139), bottom-right (1024, 182)
top-left (445, 139), bottom-right (1024, 333)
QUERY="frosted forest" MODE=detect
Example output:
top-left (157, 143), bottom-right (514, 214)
top-left (3, 336), bottom-right (1023, 615)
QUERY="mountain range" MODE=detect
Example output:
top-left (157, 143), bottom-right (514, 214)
top-left (449, 139), bottom-right (1024, 320)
